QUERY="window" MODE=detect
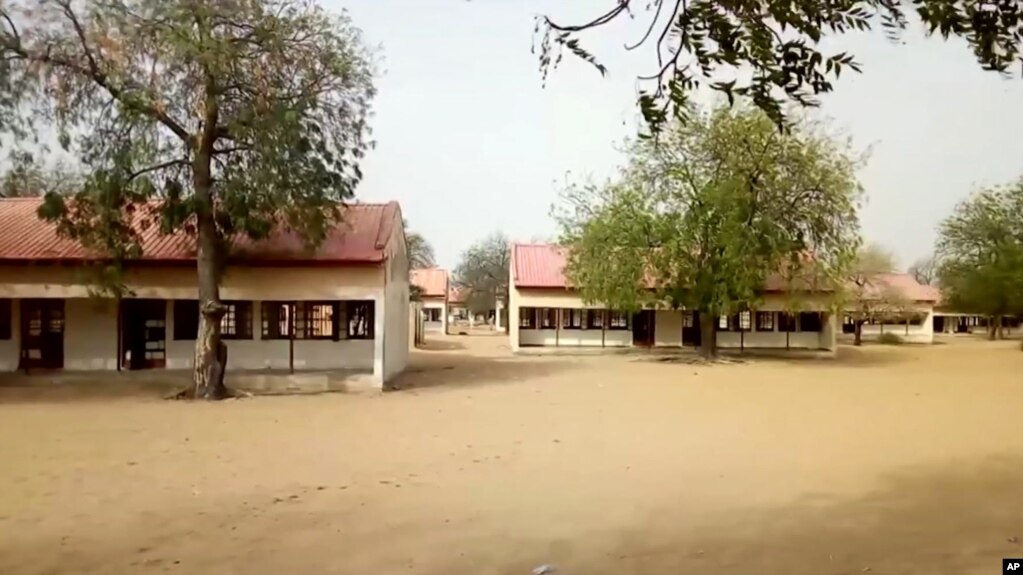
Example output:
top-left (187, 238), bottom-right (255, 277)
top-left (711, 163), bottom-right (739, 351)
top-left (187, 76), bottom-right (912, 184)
top-left (778, 312), bottom-right (798, 332)
top-left (738, 310), bottom-right (751, 331)
top-left (798, 312), bottom-right (823, 332)
top-left (220, 301), bottom-right (253, 339)
top-left (718, 315), bottom-right (733, 331)
top-left (561, 309), bottom-right (584, 329)
top-left (755, 311), bottom-right (774, 332)
top-left (587, 310), bottom-right (604, 329)
top-left (519, 307), bottom-right (537, 329)
top-left (682, 312), bottom-right (695, 328)
top-left (262, 301), bottom-right (369, 340)
top-left (346, 301), bottom-right (374, 339)
top-left (0, 299), bottom-right (10, 339)
top-left (173, 300), bottom-right (199, 340)
top-left (539, 308), bottom-right (557, 329)
top-left (608, 311), bottom-right (630, 330)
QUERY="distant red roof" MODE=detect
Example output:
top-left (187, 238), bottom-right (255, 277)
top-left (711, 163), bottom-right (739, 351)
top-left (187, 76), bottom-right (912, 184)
top-left (0, 198), bottom-right (400, 264)
top-left (447, 286), bottom-right (467, 304)
top-left (513, 244), bottom-right (938, 301)
top-left (512, 244), bottom-right (571, 288)
top-left (864, 273), bottom-right (940, 302)
top-left (410, 268), bottom-right (448, 298)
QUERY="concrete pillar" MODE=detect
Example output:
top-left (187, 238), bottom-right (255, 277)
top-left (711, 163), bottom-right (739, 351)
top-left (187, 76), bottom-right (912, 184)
top-left (372, 291), bottom-right (385, 388)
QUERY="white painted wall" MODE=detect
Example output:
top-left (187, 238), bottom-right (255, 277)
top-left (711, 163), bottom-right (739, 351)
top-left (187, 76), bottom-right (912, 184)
top-left (654, 311), bottom-right (683, 347)
top-left (848, 305), bottom-right (935, 344)
top-left (420, 298), bottom-right (446, 331)
top-left (382, 223), bottom-right (410, 384)
top-left (0, 302), bottom-right (19, 371)
top-left (65, 298), bottom-right (119, 370)
top-left (510, 274), bottom-right (838, 351)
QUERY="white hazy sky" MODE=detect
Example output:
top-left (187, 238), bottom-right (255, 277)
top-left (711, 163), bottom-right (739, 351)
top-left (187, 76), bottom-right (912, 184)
top-left (332, 0), bottom-right (1023, 270)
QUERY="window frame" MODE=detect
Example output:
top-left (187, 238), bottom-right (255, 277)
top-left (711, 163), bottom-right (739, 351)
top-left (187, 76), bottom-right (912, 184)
top-left (173, 300), bottom-right (200, 340)
top-left (539, 308), bottom-right (557, 329)
top-left (586, 309), bottom-right (605, 329)
top-left (778, 312), bottom-right (798, 333)
top-left (737, 310), bottom-right (752, 332)
top-left (608, 310), bottom-right (630, 331)
top-left (755, 311), bottom-right (775, 332)
top-left (345, 300), bottom-right (374, 340)
top-left (718, 315), bottom-right (734, 332)
top-left (220, 301), bottom-right (253, 340)
top-left (561, 308), bottom-right (584, 330)
top-left (798, 311), bottom-right (823, 332)
top-left (519, 307), bottom-right (537, 329)
top-left (0, 298), bottom-right (11, 340)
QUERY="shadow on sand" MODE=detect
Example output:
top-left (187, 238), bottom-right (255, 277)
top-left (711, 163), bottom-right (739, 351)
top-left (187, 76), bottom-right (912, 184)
top-left (484, 454), bottom-right (1023, 575)
top-left (389, 351), bottom-right (573, 392)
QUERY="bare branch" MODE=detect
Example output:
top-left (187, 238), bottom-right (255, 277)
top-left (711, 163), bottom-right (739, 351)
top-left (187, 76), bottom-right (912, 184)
top-left (126, 158), bottom-right (190, 183)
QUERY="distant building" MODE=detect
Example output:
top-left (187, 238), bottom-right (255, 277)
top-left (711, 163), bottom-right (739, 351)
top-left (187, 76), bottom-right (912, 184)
top-left (410, 268), bottom-right (449, 332)
top-left (840, 273), bottom-right (939, 344)
top-left (508, 243), bottom-right (838, 352)
top-left (0, 198), bottom-right (409, 388)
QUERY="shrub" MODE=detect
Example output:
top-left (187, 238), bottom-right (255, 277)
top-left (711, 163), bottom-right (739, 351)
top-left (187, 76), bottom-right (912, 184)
top-left (878, 332), bottom-right (904, 345)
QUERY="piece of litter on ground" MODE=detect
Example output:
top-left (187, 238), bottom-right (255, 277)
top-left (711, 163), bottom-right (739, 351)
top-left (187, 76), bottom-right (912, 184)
top-left (861, 567), bottom-right (871, 572)
top-left (532, 565), bottom-right (556, 575)
top-left (1008, 536), bottom-right (1019, 544)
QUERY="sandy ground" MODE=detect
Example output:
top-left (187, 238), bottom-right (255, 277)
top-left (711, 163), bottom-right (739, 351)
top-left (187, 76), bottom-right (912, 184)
top-left (1, 335), bottom-right (1022, 575)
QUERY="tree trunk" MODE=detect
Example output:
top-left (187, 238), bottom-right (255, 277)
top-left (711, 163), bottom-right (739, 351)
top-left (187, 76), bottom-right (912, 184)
top-left (698, 314), bottom-right (717, 359)
top-left (189, 139), bottom-right (229, 399)
top-left (998, 316), bottom-right (1005, 339)
top-left (854, 321), bottom-right (863, 346)
top-left (988, 317), bottom-right (998, 341)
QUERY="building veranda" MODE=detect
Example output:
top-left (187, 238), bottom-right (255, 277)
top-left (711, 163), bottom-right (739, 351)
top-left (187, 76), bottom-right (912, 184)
top-left (0, 199), bottom-right (410, 389)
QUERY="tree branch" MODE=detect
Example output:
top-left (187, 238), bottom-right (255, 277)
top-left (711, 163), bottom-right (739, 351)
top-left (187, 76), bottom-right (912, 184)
top-left (1, 9), bottom-right (19, 45)
top-left (126, 158), bottom-right (190, 183)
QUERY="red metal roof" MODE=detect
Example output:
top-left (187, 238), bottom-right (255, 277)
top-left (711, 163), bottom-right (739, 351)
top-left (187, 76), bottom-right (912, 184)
top-left (410, 268), bottom-right (448, 298)
top-left (864, 273), bottom-right (940, 302)
top-left (512, 244), bottom-right (570, 288)
top-left (513, 243), bottom-right (938, 301)
top-left (0, 198), bottom-right (400, 264)
top-left (447, 286), bottom-right (467, 304)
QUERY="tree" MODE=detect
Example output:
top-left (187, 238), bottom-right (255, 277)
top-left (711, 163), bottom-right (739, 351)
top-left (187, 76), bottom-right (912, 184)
top-left (556, 105), bottom-right (862, 358)
top-left (453, 232), bottom-right (510, 327)
top-left (844, 244), bottom-right (907, 346)
top-left (536, 1), bottom-right (1023, 131)
top-left (908, 255), bottom-right (937, 286)
top-left (937, 180), bottom-right (1023, 341)
top-left (0, 0), bottom-right (374, 398)
top-left (405, 220), bottom-right (435, 270)
top-left (0, 151), bottom-right (78, 198)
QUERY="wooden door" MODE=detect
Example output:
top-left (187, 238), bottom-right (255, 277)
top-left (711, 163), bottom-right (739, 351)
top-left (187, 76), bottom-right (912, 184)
top-left (122, 300), bottom-right (167, 369)
top-left (632, 310), bottom-right (655, 347)
top-left (20, 299), bottom-right (65, 370)
top-left (681, 311), bottom-right (701, 347)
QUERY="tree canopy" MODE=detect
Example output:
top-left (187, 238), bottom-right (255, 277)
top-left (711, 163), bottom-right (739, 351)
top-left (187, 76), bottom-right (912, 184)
top-left (537, 1), bottom-right (1023, 130)
top-left (908, 255), bottom-right (937, 286)
top-left (844, 244), bottom-right (908, 345)
top-left (937, 179), bottom-right (1023, 338)
top-left (555, 105), bottom-right (862, 357)
top-left (405, 221), bottom-right (436, 270)
top-left (0, 0), bottom-right (374, 397)
top-left (453, 232), bottom-right (510, 317)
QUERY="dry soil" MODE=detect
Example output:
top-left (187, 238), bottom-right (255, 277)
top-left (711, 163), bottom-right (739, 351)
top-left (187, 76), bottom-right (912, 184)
top-left (1, 335), bottom-right (1022, 574)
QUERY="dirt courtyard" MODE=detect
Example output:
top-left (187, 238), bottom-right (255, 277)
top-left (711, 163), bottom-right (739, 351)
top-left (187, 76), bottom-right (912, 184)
top-left (1, 335), bottom-right (1022, 575)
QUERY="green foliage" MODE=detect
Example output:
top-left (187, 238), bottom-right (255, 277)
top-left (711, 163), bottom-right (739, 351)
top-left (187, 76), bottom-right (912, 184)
top-left (454, 232), bottom-right (510, 314)
top-left (555, 105), bottom-right (862, 341)
top-left (0, 0), bottom-right (374, 254)
top-left (937, 180), bottom-right (1023, 318)
top-left (537, 1), bottom-right (1023, 130)
top-left (0, 151), bottom-right (79, 198)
